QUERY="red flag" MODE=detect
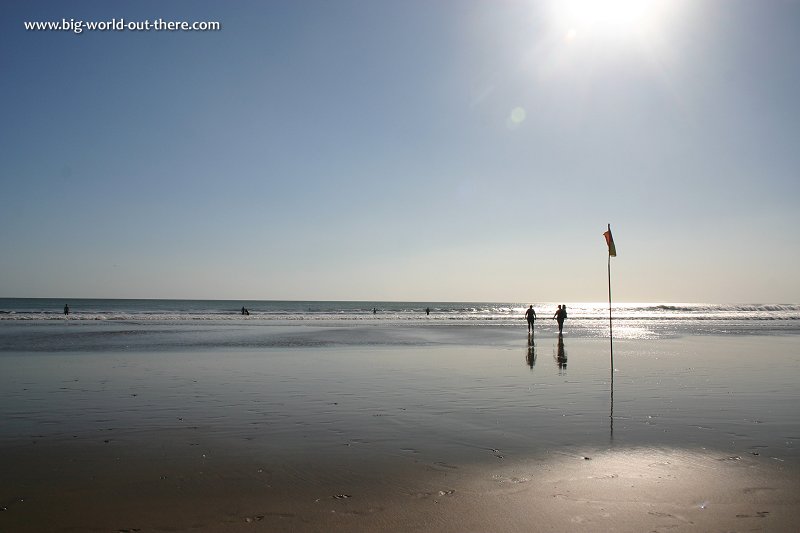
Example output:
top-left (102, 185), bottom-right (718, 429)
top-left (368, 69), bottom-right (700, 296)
top-left (603, 224), bottom-right (616, 257)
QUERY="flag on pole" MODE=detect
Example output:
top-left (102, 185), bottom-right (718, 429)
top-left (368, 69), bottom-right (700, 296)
top-left (603, 224), bottom-right (617, 257)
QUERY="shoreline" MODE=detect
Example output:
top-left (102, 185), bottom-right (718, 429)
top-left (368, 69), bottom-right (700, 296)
top-left (4, 320), bottom-right (800, 356)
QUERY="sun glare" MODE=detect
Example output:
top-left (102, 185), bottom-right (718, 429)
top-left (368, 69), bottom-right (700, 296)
top-left (552, 0), bottom-right (670, 42)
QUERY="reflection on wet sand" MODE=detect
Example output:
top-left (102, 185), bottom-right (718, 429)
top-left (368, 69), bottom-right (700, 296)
top-left (555, 335), bottom-right (567, 373)
top-left (475, 446), bottom-right (800, 532)
top-left (1, 335), bottom-right (799, 532)
top-left (526, 335), bottom-right (536, 368)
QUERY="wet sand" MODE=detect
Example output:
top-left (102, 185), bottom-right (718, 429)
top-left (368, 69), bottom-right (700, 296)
top-left (1, 333), bottom-right (799, 531)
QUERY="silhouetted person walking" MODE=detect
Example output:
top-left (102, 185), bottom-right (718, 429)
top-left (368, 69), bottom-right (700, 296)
top-left (524, 305), bottom-right (537, 334)
top-left (553, 305), bottom-right (567, 335)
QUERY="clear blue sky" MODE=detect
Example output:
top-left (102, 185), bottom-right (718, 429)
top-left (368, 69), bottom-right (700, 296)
top-left (2, 0), bottom-right (798, 302)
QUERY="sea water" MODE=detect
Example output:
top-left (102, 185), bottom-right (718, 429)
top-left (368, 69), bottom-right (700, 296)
top-left (1, 299), bottom-right (799, 351)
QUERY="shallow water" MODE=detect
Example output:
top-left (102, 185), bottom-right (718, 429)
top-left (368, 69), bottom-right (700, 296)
top-left (2, 333), bottom-right (798, 467)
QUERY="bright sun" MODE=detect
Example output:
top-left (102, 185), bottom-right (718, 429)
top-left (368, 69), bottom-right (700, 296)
top-left (551, 0), bottom-right (670, 42)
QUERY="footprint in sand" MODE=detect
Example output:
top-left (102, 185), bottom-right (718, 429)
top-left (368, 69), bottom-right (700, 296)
top-left (410, 490), bottom-right (455, 500)
top-left (493, 475), bottom-right (531, 484)
top-left (244, 512), bottom-right (295, 521)
top-left (736, 511), bottom-right (770, 518)
top-left (743, 487), bottom-right (777, 494)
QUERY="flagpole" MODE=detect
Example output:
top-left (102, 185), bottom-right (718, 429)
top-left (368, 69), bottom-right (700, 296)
top-left (608, 252), bottom-right (613, 372)
top-left (606, 224), bottom-right (614, 437)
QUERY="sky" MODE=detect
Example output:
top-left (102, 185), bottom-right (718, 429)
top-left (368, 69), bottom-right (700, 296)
top-left (1, 0), bottom-right (799, 303)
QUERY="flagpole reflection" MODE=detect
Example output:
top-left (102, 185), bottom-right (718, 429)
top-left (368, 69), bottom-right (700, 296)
top-left (610, 359), bottom-right (614, 440)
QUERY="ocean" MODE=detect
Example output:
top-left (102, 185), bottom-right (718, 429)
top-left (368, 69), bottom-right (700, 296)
top-left (1, 299), bottom-right (799, 351)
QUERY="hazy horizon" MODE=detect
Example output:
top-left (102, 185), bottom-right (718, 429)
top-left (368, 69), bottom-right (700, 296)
top-left (2, 296), bottom-right (797, 306)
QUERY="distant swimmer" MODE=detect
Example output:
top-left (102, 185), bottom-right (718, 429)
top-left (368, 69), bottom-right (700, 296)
top-left (241, 307), bottom-right (250, 316)
top-left (426, 307), bottom-right (430, 316)
top-left (524, 305), bottom-right (537, 334)
top-left (373, 307), bottom-right (377, 314)
top-left (553, 304), bottom-right (567, 335)
top-left (64, 303), bottom-right (69, 316)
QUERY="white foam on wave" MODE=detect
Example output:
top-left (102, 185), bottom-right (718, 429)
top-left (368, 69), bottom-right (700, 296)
top-left (1, 301), bottom-right (799, 342)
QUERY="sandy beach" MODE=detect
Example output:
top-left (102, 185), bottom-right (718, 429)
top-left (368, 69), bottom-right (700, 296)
top-left (1, 329), bottom-right (799, 532)
top-left (3, 438), bottom-right (797, 532)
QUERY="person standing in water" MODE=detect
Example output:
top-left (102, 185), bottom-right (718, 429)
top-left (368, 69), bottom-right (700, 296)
top-left (64, 303), bottom-right (69, 316)
top-left (524, 305), bottom-right (537, 334)
top-left (553, 305), bottom-right (567, 335)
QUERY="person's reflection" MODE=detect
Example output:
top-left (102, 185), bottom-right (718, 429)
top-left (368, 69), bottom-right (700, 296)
top-left (526, 335), bottom-right (536, 368)
top-left (555, 335), bottom-right (567, 374)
